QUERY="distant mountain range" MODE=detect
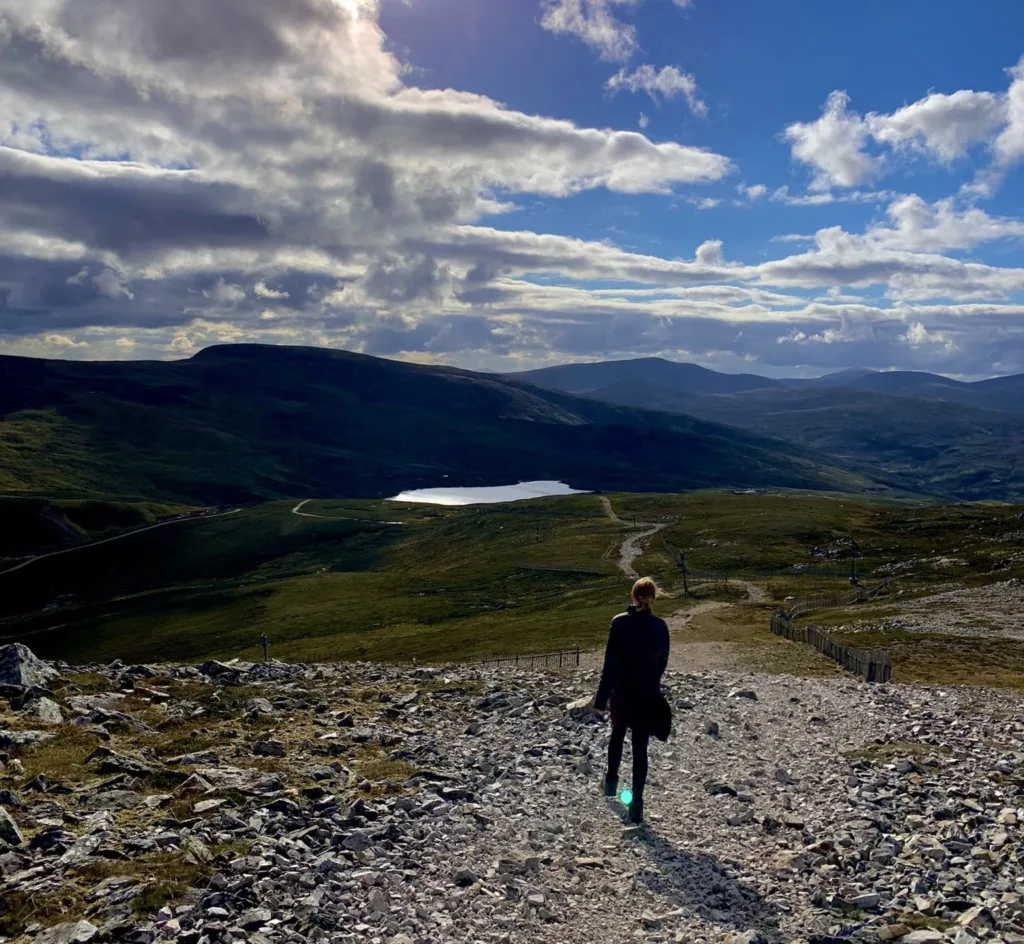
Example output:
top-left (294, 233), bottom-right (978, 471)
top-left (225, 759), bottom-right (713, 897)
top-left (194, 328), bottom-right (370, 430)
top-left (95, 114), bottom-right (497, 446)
top-left (515, 359), bottom-right (1024, 501)
top-left (518, 358), bottom-right (1024, 413)
top-left (0, 345), bottom-right (876, 505)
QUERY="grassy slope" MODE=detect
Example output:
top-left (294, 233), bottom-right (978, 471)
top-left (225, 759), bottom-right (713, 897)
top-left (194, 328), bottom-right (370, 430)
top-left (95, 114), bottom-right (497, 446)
top-left (0, 496), bottom-right (195, 558)
top-left (0, 345), bottom-right (880, 505)
top-left (5, 489), bottom-right (1024, 670)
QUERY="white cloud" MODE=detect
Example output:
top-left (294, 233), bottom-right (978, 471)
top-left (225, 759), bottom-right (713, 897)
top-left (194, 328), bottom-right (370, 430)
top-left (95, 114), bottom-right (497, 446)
top-left (43, 333), bottom-right (89, 348)
top-left (868, 89), bottom-right (1006, 162)
top-left (900, 320), bottom-right (957, 352)
top-left (203, 278), bottom-right (247, 306)
top-left (606, 65), bottom-right (707, 117)
top-left (993, 57), bottom-right (1024, 171)
top-left (93, 268), bottom-right (135, 300)
top-left (538, 0), bottom-right (641, 62)
top-left (789, 66), bottom-right (1024, 195)
top-left (783, 91), bottom-right (882, 190)
top-left (3, 0), bottom-right (1024, 377)
top-left (694, 239), bottom-right (724, 266)
top-left (736, 183), bottom-right (767, 202)
top-left (869, 195), bottom-right (1024, 253)
top-left (638, 112), bottom-right (649, 129)
top-left (254, 279), bottom-right (290, 299)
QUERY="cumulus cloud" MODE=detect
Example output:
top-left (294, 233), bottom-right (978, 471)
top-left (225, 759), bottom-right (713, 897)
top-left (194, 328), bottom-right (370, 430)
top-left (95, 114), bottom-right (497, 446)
top-left (868, 90), bottom-right (1006, 162)
top-left (538, 0), bottom-right (641, 62)
top-left (788, 67), bottom-right (1024, 194)
top-left (736, 183), bottom-right (767, 203)
top-left (606, 65), bottom-right (707, 116)
top-left (783, 91), bottom-right (882, 190)
top-left (1, 0), bottom-right (1024, 378)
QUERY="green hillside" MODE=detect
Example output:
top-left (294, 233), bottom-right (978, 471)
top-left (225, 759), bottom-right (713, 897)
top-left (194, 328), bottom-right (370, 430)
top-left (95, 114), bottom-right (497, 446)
top-left (0, 344), bottom-right (880, 505)
top-left (4, 490), bottom-right (1022, 667)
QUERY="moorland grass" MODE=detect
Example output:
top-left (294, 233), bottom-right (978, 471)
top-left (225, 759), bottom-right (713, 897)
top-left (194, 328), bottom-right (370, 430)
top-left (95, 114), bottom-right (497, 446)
top-left (3, 489), bottom-right (1023, 668)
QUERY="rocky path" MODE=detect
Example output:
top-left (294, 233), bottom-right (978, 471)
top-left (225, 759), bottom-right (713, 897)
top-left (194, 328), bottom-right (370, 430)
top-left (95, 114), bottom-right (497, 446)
top-left (599, 497), bottom-right (667, 580)
top-left (2, 646), bottom-right (1023, 944)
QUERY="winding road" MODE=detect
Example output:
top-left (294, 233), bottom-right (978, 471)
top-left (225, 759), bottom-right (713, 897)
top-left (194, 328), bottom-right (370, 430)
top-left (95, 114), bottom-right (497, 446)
top-left (600, 496), bottom-right (667, 580)
top-left (291, 500), bottom-right (402, 525)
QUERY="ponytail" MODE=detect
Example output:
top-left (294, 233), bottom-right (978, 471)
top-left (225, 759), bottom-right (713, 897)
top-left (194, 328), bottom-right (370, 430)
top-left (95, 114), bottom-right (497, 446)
top-left (631, 576), bottom-right (658, 611)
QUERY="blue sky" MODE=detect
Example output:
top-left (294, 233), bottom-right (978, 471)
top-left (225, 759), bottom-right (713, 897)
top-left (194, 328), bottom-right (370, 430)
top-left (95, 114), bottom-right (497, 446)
top-left (3, 0), bottom-right (1024, 377)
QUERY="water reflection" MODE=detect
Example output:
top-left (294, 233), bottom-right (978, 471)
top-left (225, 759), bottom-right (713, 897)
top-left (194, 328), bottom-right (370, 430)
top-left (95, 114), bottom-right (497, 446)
top-left (388, 480), bottom-right (587, 505)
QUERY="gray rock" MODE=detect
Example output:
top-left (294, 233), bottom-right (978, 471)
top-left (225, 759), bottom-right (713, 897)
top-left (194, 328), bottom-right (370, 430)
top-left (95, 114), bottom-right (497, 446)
top-left (243, 697), bottom-right (276, 717)
top-left (958, 906), bottom-right (996, 931)
top-left (252, 739), bottom-right (285, 757)
top-left (454, 868), bottom-right (477, 886)
top-left (852, 892), bottom-right (880, 909)
top-left (239, 907), bottom-right (272, 929)
top-left (34, 921), bottom-right (98, 944)
top-left (902, 931), bottom-right (944, 944)
top-left (0, 806), bottom-right (23, 845)
top-left (774, 767), bottom-right (795, 785)
top-left (29, 696), bottom-right (64, 724)
top-left (194, 766), bottom-right (283, 794)
top-left (342, 830), bottom-right (371, 852)
top-left (729, 688), bottom-right (758, 700)
top-left (0, 728), bottom-right (55, 751)
top-left (0, 643), bottom-right (60, 689)
top-left (367, 887), bottom-right (389, 913)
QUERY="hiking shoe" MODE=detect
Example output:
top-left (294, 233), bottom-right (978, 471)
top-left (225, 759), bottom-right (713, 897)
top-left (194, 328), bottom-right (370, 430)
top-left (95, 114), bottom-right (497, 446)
top-left (628, 796), bottom-right (644, 824)
top-left (603, 775), bottom-right (618, 798)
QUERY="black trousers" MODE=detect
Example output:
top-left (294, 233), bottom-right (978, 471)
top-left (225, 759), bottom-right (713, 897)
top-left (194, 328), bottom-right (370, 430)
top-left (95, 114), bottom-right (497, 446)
top-left (607, 721), bottom-right (650, 798)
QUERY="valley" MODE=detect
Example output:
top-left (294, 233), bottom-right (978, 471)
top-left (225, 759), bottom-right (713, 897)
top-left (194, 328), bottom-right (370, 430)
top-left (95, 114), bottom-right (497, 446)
top-left (3, 487), bottom-right (1024, 690)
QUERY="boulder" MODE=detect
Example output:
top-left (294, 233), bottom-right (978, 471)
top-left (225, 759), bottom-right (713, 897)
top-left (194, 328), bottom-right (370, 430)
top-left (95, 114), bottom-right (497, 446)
top-left (0, 643), bottom-right (60, 689)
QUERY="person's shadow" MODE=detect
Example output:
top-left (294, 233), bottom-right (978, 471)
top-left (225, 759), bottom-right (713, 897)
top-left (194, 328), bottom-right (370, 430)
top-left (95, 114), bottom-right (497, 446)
top-left (613, 805), bottom-right (784, 942)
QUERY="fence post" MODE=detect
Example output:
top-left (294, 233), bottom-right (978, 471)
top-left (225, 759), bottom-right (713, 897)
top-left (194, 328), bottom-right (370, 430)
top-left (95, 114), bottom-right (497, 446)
top-left (260, 633), bottom-right (269, 664)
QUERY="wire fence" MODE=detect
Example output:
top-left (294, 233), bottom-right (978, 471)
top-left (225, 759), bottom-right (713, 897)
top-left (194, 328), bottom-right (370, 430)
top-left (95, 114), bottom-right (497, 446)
top-left (468, 648), bottom-right (583, 670)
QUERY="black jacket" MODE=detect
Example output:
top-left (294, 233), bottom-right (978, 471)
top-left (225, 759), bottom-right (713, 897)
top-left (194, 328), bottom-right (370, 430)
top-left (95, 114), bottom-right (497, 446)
top-left (594, 605), bottom-right (670, 712)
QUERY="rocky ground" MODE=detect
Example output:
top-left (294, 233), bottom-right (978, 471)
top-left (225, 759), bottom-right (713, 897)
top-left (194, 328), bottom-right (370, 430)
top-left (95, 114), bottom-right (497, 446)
top-left (1, 643), bottom-right (1023, 944)
top-left (827, 580), bottom-right (1024, 640)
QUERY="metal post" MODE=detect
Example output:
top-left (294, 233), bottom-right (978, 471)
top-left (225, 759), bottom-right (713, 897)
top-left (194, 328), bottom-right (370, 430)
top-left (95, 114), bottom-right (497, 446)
top-left (850, 538), bottom-right (859, 586)
top-left (260, 633), bottom-right (269, 663)
top-left (681, 552), bottom-right (689, 595)
top-left (631, 514), bottom-right (636, 528)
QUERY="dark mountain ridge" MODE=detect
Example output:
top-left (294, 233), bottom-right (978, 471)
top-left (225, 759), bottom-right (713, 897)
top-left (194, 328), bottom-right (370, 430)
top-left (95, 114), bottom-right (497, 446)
top-left (512, 357), bottom-right (1024, 502)
top-left (0, 344), bottom-right (876, 504)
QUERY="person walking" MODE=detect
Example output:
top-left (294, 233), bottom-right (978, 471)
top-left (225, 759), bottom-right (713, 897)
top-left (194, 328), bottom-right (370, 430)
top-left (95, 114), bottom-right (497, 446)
top-left (593, 576), bottom-right (670, 824)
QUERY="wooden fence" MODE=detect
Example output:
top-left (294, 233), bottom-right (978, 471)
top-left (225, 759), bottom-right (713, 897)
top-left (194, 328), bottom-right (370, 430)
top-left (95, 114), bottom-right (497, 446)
top-left (470, 648), bottom-right (582, 670)
top-left (783, 578), bottom-right (891, 619)
top-left (770, 612), bottom-right (892, 683)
